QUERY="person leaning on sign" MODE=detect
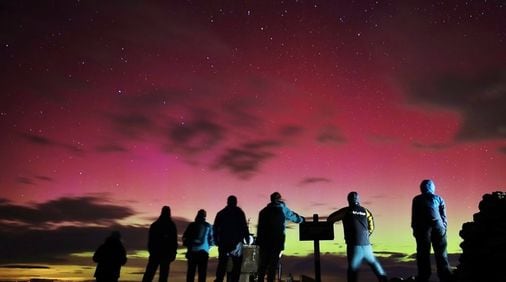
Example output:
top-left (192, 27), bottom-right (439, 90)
top-left (256, 192), bottom-right (304, 282)
top-left (327, 192), bottom-right (388, 282)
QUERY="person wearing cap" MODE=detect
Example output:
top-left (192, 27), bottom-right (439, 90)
top-left (183, 209), bottom-right (214, 282)
top-left (142, 206), bottom-right (178, 282)
top-left (412, 179), bottom-right (452, 282)
top-left (327, 192), bottom-right (387, 282)
top-left (213, 195), bottom-right (250, 282)
top-left (256, 192), bottom-right (304, 282)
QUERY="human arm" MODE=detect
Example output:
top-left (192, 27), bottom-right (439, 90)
top-left (281, 202), bottom-right (304, 223)
top-left (366, 208), bottom-right (374, 235)
top-left (327, 207), bottom-right (347, 224)
top-left (439, 196), bottom-right (448, 229)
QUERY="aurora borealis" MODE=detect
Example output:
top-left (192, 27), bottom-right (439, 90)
top-left (1, 1), bottom-right (505, 280)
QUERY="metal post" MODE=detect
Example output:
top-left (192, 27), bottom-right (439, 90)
top-left (313, 214), bottom-right (321, 282)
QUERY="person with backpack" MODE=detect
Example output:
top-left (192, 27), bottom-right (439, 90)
top-left (183, 209), bottom-right (214, 282)
top-left (256, 192), bottom-right (304, 282)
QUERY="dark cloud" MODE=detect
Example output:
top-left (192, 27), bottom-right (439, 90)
top-left (0, 196), bottom-right (192, 264)
top-left (317, 126), bottom-right (347, 144)
top-left (95, 143), bottom-right (129, 153)
top-left (412, 142), bottom-right (452, 150)
top-left (0, 196), bottom-right (135, 226)
top-left (169, 119), bottom-right (224, 154)
top-left (16, 177), bottom-right (34, 185)
top-left (16, 175), bottom-right (54, 186)
top-left (108, 112), bottom-right (155, 140)
top-left (214, 140), bottom-right (281, 179)
top-left (279, 125), bottom-right (304, 137)
top-left (299, 177), bottom-right (332, 186)
top-left (408, 69), bottom-right (506, 141)
top-left (35, 175), bottom-right (53, 182)
top-left (19, 132), bottom-right (84, 155)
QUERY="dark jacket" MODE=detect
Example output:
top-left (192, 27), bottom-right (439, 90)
top-left (213, 205), bottom-right (249, 253)
top-left (256, 201), bottom-right (304, 251)
top-left (148, 214), bottom-right (178, 260)
top-left (411, 183), bottom-right (447, 231)
top-left (328, 204), bottom-right (374, 246)
top-left (93, 235), bottom-right (127, 279)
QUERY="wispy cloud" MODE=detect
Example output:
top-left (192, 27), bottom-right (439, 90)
top-left (299, 177), bottom-right (332, 186)
top-left (408, 69), bottom-right (506, 141)
top-left (19, 132), bottom-right (84, 155)
top-left (214, 140), bottom-right (281, 179)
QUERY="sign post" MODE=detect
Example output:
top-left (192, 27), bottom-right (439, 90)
top-left (299, 213), bottom-right (334, 282)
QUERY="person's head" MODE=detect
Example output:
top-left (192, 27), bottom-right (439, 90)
top-left (270, 192), bottom-right (282, 203)
top-left (227, 195), bottom-right (238, 207)
top-left (420, 179), bottom-right (435, 194)
top-left (160, 205), bottom-right (171, 218)
top-left (106, 231), bottom-right (121, 243)
top-left (196, 209), bottom-right (207, 221)
top-left (347, 191), bottom-right (360, 206)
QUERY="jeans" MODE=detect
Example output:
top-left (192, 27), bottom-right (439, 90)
top-left (347, 245), bottom-right (386, 282)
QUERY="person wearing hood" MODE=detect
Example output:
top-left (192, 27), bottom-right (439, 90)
top-left (327, 192), bottom-right (387, 282)
top-left (213, 195), bottom-right (250, 282)
top-left (256, 192), bottom-right (304, 282)
top-left (93, 231), bottom-right (127, 282)
top-left (411, 179), bottom-right (452, 282)
top-left (142, 206), bottom-right (178, 282)
top-left (183, 209), bottom-right (214, 282)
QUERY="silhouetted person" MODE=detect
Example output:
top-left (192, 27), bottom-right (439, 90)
top-left (93, 231), bottom-right (127, 282)
top-left (327, 192), bottom-right (387, 282)
top-left (412, 179), bottom-right (452, 282)
top-left (256, 192), bottom-right (304, 282)
top-left (214, 195), bottom-right (250, 282)
top-left (183, 209), bottom-right (214, 282)
top-left (142, 206), bottom-right (178, 282)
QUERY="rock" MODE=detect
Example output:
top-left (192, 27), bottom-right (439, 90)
top-left (455, 191), bottom-right (506, 282)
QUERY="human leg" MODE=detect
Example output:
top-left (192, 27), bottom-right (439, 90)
top-left (257, 248), bottom-right (274, 282)
top-left (230, 255), bottom-right (243, 282)
top-left (414, 230), bottom-right (432, 282)
top-left (158, 256), bottom-right (171, 282)
top-left (265, 251), bottom-right (280, 282)
top-left (187, 253), bottom-right (197, 282)
top-left (215, 250), bottom-right (228, 282)
top-left (142, 256), bottom-right (159, 282)
top-left (347, 245), bottom-right (364, 282)
top-left (197, 251), bottom-right (209, 282)
top-left (362, 245), bottom-right (387, 281)
top-left (432, 228), bottom-right (452, 282)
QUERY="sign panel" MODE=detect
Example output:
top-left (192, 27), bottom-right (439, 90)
top-left (299, 221), bottom-right (334, 241)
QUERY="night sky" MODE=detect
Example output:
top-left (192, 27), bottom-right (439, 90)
top-left (1, 1), bottom-right (505, 280)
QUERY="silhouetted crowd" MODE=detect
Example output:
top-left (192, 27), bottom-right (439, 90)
top-left (94, 179), bottom-right (456, 282)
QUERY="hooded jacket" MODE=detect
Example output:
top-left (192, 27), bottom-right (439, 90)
top-left (411, 180), bottom-right (447, 231)
top-left (256, 200), bottom-right (304, 251)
